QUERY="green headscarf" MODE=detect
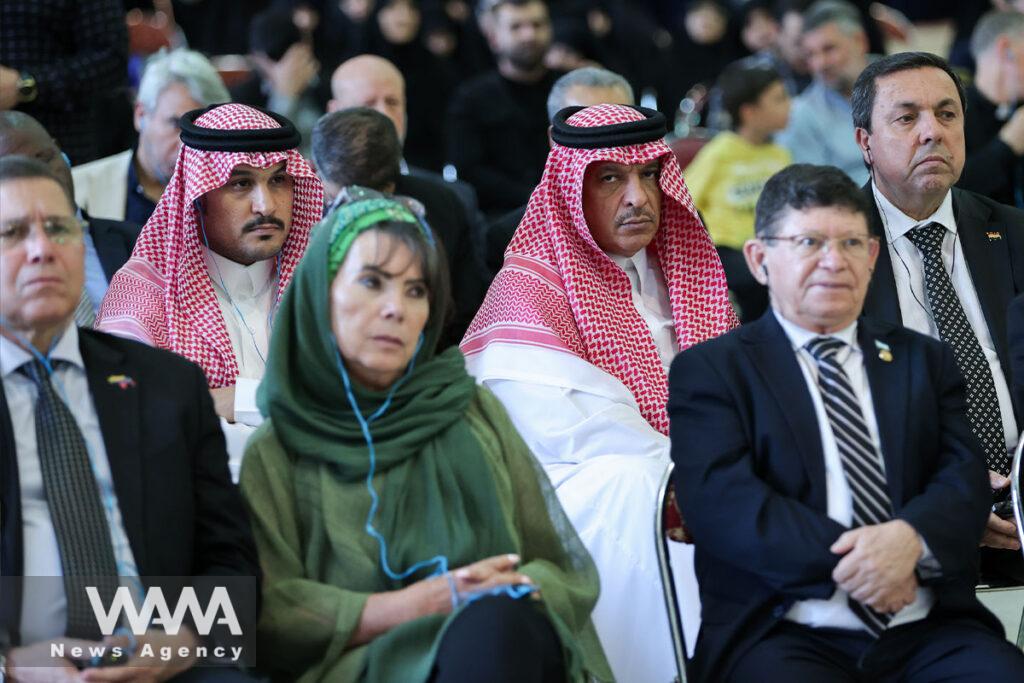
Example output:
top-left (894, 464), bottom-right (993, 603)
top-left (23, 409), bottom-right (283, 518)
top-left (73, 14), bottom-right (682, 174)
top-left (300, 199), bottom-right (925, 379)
top-left (257, 193), bottom-right (516, 578)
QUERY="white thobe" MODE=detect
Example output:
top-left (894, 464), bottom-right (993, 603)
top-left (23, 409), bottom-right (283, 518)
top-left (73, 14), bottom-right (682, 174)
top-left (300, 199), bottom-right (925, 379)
top-left (466, 251), bottom-right (696, 683)
top-left (203, 249), bottom-right (275, 481)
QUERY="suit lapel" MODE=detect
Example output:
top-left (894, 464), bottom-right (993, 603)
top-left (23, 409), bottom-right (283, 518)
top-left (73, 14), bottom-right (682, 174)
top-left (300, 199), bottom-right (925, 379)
top-left (858, 320), bottom-right (909, 508)
top-left (78, 331), bottom-right (146, 571)
top-left (742, 314), bottom-right (828, 509)
top-left (953, 189), bottom-right (1013, 375)
top-left (862, 185), bottom-right (903, 326)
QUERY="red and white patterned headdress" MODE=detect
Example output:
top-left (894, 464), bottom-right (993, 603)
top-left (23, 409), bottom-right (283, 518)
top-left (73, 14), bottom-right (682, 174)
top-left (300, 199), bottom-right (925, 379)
top-left (461, 104), bottom-right (737, 433)
top-left (97, 104), bottom-right (324, 387)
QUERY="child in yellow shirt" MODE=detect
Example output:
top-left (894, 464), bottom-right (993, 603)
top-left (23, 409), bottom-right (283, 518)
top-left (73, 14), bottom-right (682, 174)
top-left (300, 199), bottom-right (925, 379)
top-left (685, 62), bottom-right (792, 322)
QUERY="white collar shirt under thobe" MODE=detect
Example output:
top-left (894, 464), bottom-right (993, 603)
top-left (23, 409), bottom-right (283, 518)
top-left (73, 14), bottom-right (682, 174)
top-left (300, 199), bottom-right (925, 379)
top-left (609, 248), bottom-right (678, 371)
top-left (0, 324), bottom-right (140, 644)
top-left (872, 183), bottom-right (1018, 453)
top-left (774, 311), bottom-right (935, 632)
top-left (202, 248), bottom-right (275, 428)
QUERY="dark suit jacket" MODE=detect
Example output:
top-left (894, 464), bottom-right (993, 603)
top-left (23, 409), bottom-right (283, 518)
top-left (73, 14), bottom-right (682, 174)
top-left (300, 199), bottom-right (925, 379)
top-left (1009, 293), bottom-right (1024, 414)
top-left (87, 211), bottom-right (141, 281)
top-left (0, 328), bottom-right (259, 647)
top-left (667, 312), bottom-right (999, 683)
top-left (394, 173), bottom-right (486, 347)
top-left (861, 184), bottom-right (1024, 420)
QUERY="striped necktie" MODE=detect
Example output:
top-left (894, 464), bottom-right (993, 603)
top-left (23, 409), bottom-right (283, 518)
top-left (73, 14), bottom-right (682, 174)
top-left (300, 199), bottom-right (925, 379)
top-left (906, 222), bottom-right (1008, 475)
top-left (19, 359), bottom-right (120, 639)
top-left (805, 336), bottom-right (894, 636)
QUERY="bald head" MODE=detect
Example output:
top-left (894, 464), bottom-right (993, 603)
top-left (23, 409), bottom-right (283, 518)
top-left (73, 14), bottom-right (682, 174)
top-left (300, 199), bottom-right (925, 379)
top-left (0, 111), bottom-right (74, 201)
top-left (328, 55), bottom-right (407, 140)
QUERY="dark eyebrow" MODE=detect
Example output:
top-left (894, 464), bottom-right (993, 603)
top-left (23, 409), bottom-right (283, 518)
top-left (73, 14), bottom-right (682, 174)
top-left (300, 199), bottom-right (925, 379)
top-left (892, 97), bottom-right (959, 111)
top-left (359, 264), bottom-right (427, 285)
top-left (229, 161), bottom-right (288, 178)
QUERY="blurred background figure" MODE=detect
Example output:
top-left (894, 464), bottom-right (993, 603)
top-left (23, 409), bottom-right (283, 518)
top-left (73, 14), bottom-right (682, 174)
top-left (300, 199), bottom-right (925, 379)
top-left (73, 48), bottom-right (229, 226)
top-left (959, 9), bottom-right (1024, 209)
top-left (685, 62), bottom-right (792, 323)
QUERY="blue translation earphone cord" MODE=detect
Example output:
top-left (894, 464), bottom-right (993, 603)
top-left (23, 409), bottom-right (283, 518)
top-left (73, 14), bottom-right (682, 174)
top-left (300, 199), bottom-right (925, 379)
top-left (332, 334), bottom-right (535, 609)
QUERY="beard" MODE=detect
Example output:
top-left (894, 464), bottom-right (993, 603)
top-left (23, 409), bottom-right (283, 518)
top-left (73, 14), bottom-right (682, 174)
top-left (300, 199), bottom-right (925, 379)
top-left (504, 43), bottom-right (546, 71)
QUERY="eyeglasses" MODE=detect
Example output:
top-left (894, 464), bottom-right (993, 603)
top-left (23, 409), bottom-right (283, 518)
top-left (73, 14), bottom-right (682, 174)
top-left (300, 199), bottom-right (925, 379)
top-left (0, 217), bottom-right (87, 250)
top-left (759, 233), bottom-right (876, 259)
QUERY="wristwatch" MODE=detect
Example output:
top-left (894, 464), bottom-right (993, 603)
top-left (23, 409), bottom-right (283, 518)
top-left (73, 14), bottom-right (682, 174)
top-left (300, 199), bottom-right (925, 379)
top-left (16, 71), bottom-right (37, 103)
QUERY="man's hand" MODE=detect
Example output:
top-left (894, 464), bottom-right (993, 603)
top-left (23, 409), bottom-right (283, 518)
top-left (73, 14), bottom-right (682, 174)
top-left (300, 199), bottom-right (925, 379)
top-left (6, 638), bottom-right (95, 682)
top-left (0, 64), bottom-right (20, 110)
top-left (209, 385), bottom-right (235, 423)
top-left (252, 44), bottom-right (318, 101)
top-left (982, 470), bottom-right (1020, 550)
top-left (999, 106), bottom-right (1024, 156)
top-left (831, 520), bottom-right (922, 614)
top-left (78, 628), bottom-right (199, 682)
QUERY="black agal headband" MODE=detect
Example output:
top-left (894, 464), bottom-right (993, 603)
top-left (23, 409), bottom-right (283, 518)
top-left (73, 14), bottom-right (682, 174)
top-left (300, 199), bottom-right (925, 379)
top-left (179, 104), bottom-right (301, 152)
top-left (550, 105), bottom-right (667, 149)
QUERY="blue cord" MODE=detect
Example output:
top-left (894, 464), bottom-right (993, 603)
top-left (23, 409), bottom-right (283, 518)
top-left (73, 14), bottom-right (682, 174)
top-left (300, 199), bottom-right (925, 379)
top-left (332, 333), bottom-right (536, 609)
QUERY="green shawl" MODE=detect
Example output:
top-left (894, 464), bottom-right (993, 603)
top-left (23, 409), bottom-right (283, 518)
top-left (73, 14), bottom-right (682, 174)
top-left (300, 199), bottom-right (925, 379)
top-left (243, 196), bottom-right (612, 682)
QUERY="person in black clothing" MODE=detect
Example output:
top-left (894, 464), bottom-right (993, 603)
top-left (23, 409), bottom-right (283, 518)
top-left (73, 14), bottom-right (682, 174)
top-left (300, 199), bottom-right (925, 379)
top-left (0, 0), bottom-right (128, 165)
top-left (446, 0), bottom-right (558, 216)
top-left (958, 10), bottom-right (1024, 209)
top-left (312, 108), bottom-right (485, 347)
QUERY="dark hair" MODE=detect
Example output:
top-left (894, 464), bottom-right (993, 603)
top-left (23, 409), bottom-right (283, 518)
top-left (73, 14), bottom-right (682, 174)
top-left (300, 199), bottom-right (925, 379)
top-left (755, 164), bottom-right (869, 236)
top-left (773, 0), bottom-right (813, 21)
top-left (0, 155), bottom-right (73, 209)
top-left (311, 108), bottom-right (402, 192)
top-left (249, 8), bottom-right (301, 61)
top-left (363, 219), bottom-right (453, 333)
top-left (851, 52), bottom-right (967, 133)
top-left (716, 62), bottom-right (782, 130)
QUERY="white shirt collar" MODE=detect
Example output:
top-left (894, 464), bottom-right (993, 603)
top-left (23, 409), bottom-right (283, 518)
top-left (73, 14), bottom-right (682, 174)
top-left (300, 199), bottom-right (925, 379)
top-left (1, 322), bottom-right (82, 378)
top-left (872, 182), bottom-right (956, 241)
top-left (203, 247), bottom-right (276, 299)
top-left (773, 308), bottom-right (860, 353)
top-left (608, 248), bottom-right (649, 279)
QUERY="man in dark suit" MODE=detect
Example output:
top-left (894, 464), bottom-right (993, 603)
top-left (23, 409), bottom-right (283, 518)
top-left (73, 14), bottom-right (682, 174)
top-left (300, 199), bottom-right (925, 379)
top-left (0, 111), bottom-right (142, 327)
top-left (0, 156), bottom-right (258, 680)
top-left (851, 52), bottom-right (1024, 579)
top-left (669, 163), bottom-right (1024, 683)
top-left (311, 107), bottom-right (485, 347)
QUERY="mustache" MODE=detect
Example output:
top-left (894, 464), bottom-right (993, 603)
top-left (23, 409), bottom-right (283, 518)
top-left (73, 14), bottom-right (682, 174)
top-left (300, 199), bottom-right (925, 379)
top-left (242, 215), bottom-right (285, 232)
top-left (615, 208), bottom-right (656, 227)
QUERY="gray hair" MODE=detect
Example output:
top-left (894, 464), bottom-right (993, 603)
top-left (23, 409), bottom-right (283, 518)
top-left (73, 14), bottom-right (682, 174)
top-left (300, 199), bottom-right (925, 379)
top-left (546, 67), bottom-right (634, 121)
top-left (136, 48), bottom-right (230, 111)
top-left (970, 10), bottom-right (1024, 60)
top-left (802, 0), bottom-right (864, 37)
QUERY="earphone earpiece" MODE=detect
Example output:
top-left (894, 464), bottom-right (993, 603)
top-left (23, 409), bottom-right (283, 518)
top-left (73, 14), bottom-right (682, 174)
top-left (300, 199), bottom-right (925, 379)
top-left (761, 264), bottom-right (768, 276)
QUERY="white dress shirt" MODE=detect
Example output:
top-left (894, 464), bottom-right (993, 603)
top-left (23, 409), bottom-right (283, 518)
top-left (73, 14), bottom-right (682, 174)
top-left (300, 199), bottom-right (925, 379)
top-left (0, 325), bottom-right (140, 643)
top-left (609, 248), bottom-right (678, 371)
top-left (203, 249), bottom-right (275, 480)
top-left (873, 184), bottom-right (1018, 453)
top-left (774, 311), bottom-right (935, 632)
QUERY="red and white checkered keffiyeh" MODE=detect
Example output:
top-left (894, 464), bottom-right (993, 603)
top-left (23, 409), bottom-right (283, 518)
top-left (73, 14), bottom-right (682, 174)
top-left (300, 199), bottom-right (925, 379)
top-left (461, 104), bottom-right (737, 433)
top-left (96, 104), bottom-right (324, 388)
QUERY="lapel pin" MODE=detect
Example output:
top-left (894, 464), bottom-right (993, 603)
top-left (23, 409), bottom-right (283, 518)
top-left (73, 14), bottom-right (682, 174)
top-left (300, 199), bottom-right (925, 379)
top-left (986, 231), bottom-right (1002, 241)
top-left (874, 340), bottom-right (893, 363)
top-left (106, 374), bottom-right (136, 390)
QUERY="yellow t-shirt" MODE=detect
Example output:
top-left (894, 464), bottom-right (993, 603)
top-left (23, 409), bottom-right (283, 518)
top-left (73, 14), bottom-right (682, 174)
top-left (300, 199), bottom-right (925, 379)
top-left (683, 132), bottom-right (792, 251)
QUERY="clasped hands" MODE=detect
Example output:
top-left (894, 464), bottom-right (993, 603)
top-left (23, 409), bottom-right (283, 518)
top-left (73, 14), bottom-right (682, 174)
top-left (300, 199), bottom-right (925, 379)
top-left (830, 519), bottom-right (922, 615)
top-left (982, 470), bottom-right (1020, 551)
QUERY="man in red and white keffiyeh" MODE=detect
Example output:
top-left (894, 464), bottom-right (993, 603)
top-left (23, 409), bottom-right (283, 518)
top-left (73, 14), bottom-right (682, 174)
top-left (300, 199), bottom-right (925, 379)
top-left (97, 103), bottom-right (323, 478)
top-left (461, 103), bottom-right (737, 683)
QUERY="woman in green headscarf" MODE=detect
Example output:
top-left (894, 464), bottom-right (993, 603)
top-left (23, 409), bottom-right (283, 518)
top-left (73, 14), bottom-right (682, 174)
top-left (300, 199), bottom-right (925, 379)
top-left (239, 191), bottom-right (612, 682)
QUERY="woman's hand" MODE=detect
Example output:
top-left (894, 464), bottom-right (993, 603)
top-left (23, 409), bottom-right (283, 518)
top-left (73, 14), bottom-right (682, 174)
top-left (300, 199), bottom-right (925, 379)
top-left (349, 554), bottom-right (536, 649)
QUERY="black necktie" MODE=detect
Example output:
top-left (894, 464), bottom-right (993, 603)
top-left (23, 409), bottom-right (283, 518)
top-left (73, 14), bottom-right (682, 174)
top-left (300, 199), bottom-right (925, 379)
top-left (806, 337), bottom-right (893, 636)
top-left (906, 222), bottom-right (1009, 475)
top-left (20, 359), bottom-right (120, 640)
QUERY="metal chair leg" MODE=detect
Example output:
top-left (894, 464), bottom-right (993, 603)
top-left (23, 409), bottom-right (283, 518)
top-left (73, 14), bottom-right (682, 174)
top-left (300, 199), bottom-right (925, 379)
top-left (655, 461), bottom-right (687, 682)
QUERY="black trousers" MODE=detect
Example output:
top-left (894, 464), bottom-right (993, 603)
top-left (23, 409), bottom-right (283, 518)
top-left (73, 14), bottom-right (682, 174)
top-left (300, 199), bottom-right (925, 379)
top-left (430, 595), bottom-right (564, 683)
top-left (716, 246), bottom-right (768, 324)
top-left (728, 618), bottom-right (1024, 683)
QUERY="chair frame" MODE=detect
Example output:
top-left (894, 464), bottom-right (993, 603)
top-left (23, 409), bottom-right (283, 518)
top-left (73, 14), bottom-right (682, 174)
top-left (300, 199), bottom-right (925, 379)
top-left (655, 461), bottom-right (688, 683)
top-left (1011, 433), bottom-right (1024, 647)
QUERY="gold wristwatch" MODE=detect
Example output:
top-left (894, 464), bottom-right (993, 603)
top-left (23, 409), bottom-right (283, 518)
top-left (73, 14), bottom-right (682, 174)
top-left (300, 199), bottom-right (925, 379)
top-left (16, 71), bottom-right (37, 103)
